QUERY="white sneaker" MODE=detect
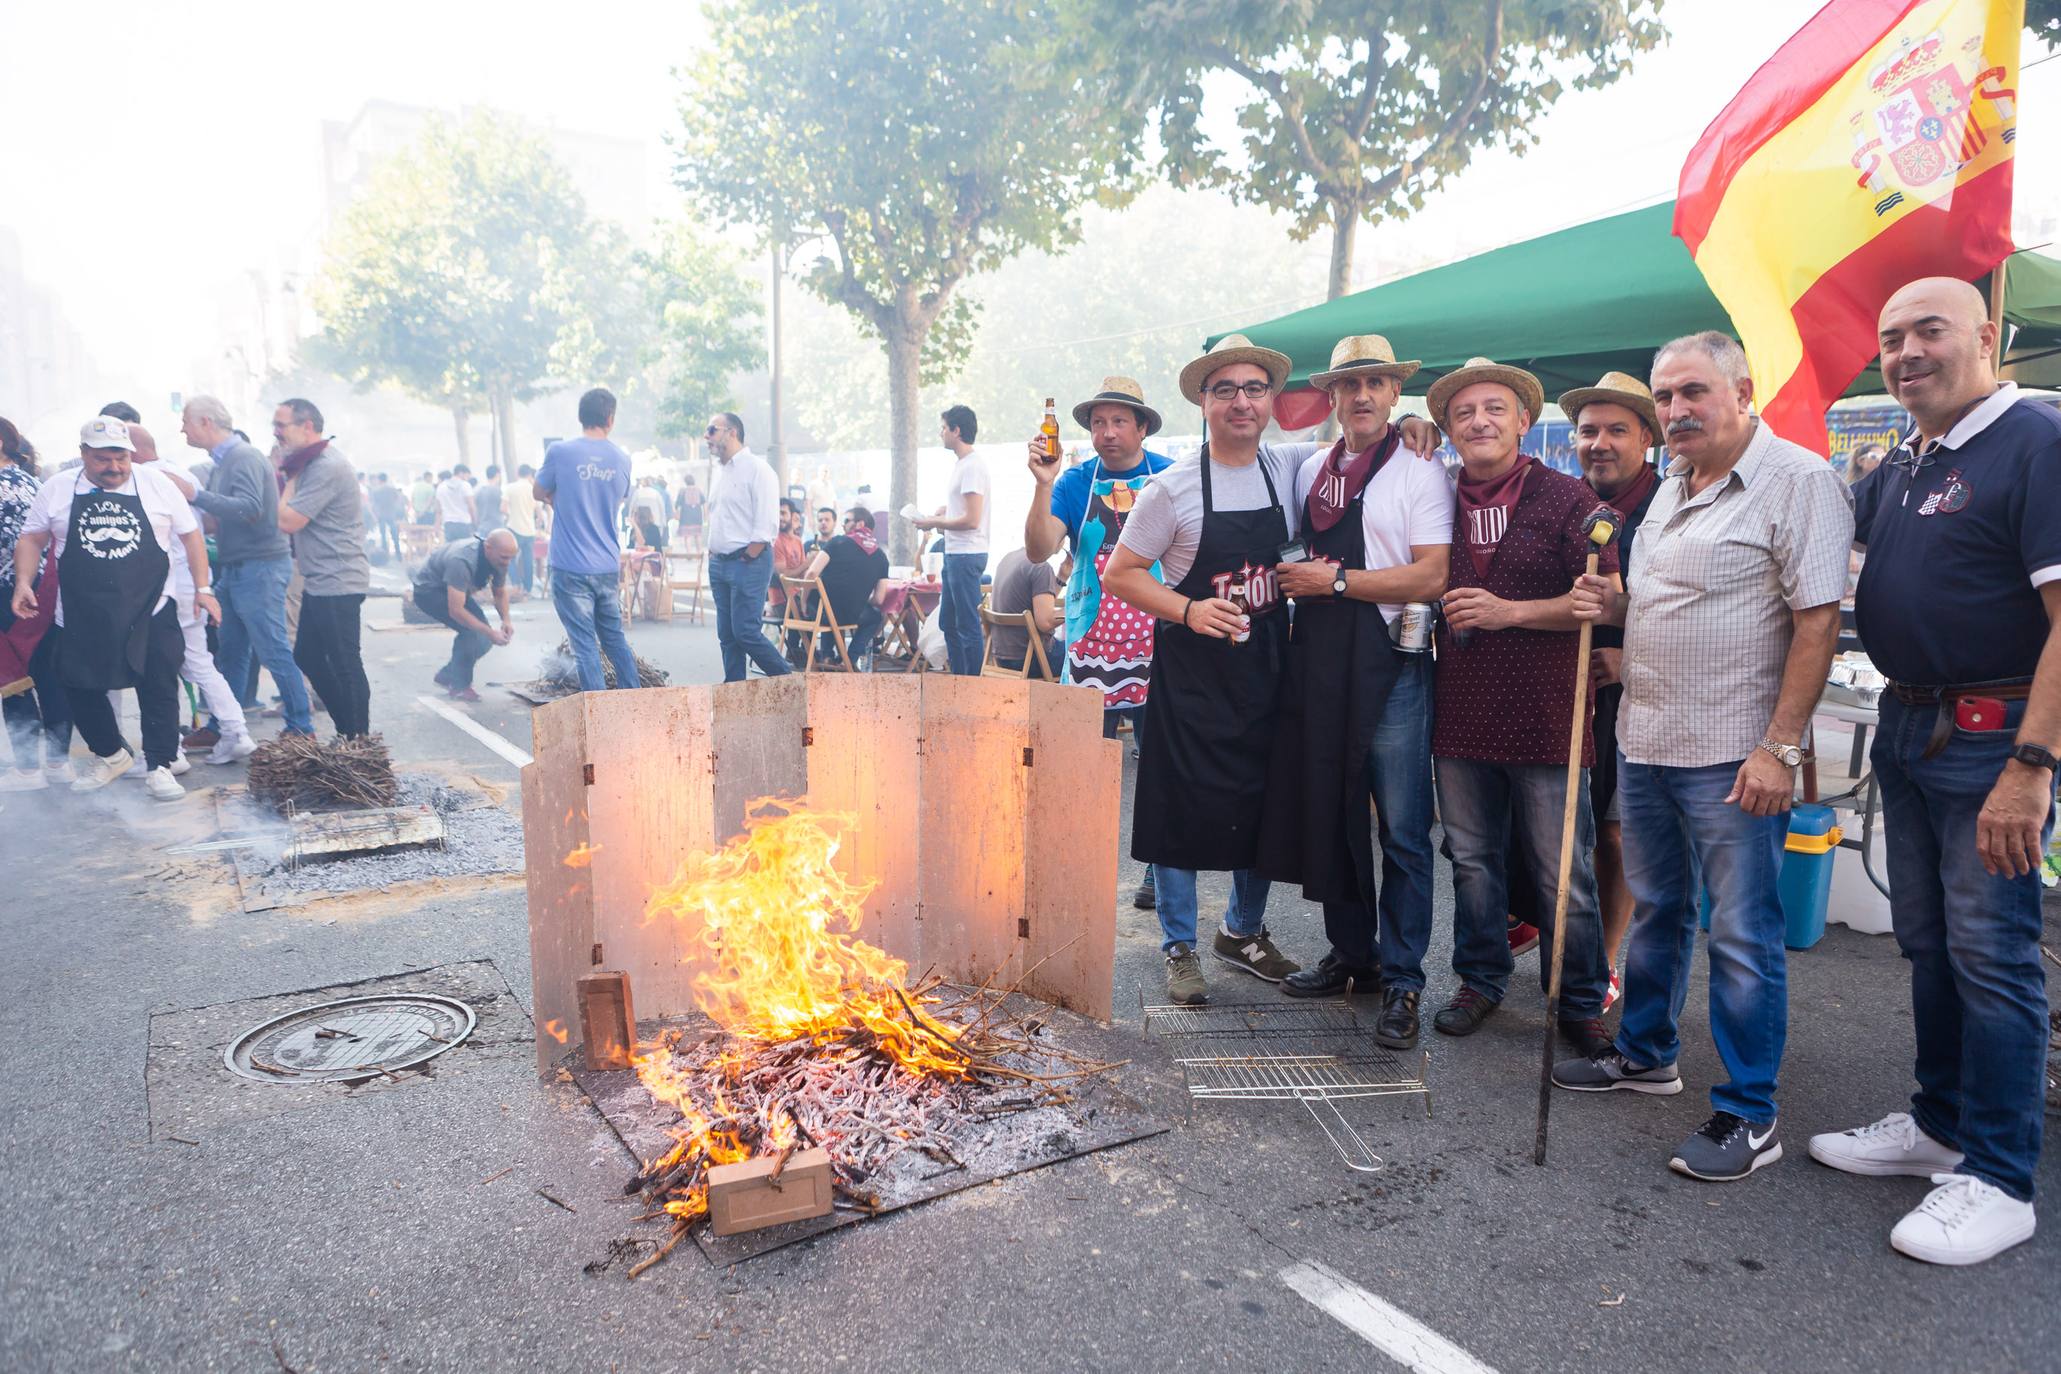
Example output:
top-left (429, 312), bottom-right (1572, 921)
top-left (143, 766), bottom-right (185, 802)
top-left (1891, 1173), bottom-right (2036, 1266)
top-left (0, 769), bottom-right (46, 792)
top-left (169, 752), bottom-right (191, 777)
top-left (43, 759), bottom-right (74, 784)
top-left (123, 754), bottom-right (147, 779)
top-left (72, 749), bottom-right (133, 791)
top-left (207, 731), bottom-right (258, 764)
top-left (1809, 1111), bottom-right (1964, 1178)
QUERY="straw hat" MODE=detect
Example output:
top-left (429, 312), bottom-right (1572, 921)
top-left (1072, 375), bottom-right (1163, 436)
top-left (1557, 371), bottom-right (1660, 444)
top-left (1426, 356), bottom-right (1546, 431)
top-left (1309, 334), bottom-right (1421, 390)
top-left (1179, 333), bottom-right (1292, 405)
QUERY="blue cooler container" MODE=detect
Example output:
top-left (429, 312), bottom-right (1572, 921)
top-left (1697, 803), bottom-right (1843, 950)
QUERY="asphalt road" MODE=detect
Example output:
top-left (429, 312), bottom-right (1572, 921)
top-left (2, 568), bottom-right (2055, 1373)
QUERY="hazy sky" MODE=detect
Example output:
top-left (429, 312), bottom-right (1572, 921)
top-left (1, 1), bottom-right (2055, 388)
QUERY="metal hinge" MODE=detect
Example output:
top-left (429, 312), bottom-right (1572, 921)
top-left (802, 726), bottom-right (815, 747)
top-left (1017, 918), bottom-right (1030, 938)
top-left (590, 942), bottom-right (604, 966)
top-left (581, 763), bottom-right (595, 785)
top-left (1022, 746), bottom-right (1034, 767)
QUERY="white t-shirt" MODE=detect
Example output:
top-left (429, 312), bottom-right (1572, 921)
top-left (25, 465), bottom-right (199, 627)
top-left (1292, 442), bottom-right (1455, 623)
top-left (1116, 443), bottom-right (1305, 587)
top-left (436, 477), bottom-right (475, 524)
top-left (943, 452), bottom-right (991, 554)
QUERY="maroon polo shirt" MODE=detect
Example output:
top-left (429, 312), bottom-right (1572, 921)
top-left (1434, 463), bottom-right (1618, 767)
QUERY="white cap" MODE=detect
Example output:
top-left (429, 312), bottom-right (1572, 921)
top-left (80, 416), bottom-right (135, 452)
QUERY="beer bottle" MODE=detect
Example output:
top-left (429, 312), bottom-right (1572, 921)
top-left (1228, 576), bottom-right (1251, 644)
top-left (1039, 398), bottom-right (1062, 464)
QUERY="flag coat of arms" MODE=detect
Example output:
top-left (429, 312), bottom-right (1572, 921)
top-left (1674, 0), bottom-right (2021, 453)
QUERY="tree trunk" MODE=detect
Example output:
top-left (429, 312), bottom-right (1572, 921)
top-left (1314, 203), bottom-right (1363, 441)
top-left (769, 243), bottom-right (787, 490)
top-left (883, 318), bottom-right (924, 566)
top-left (452, 405), bottom-right (473, 467)
top-left (491, 391), bottom-right (519, 475)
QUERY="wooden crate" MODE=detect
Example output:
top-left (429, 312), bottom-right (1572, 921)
top-left (521, 676), bottom-right (1121, 1072)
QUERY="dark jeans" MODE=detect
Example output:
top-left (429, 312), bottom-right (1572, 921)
top-left (1615, 757), bottom-right (1788, 1123)
top-left (708, 551), bottom-right (791, 683)
top-left (415, 588), bottom-right (493, 690)
top-left (443, 521), bottom-right (474, 543)
top-left (550, 570), bottom-right (640, 693)
top-left (64, 604), bottom-right (184, 768)
top-left (512, 536), bottom-right (534, 594)
top-left (1875, 695), bottom-right (2050, 1201)
top-left (294, 592), bottom-right (371, 736)
top-left (376, 517), bottom-right (401, 557)
top-left (214, 555), bottom-right (311, 734)
top-left (1324, 656), bottom-right (1437, 984)
top-left (1, 608), bottom-right (73, 767)
top-left (939, 552), bottom-right (986, 676)
top-left (1437, 755), bottom-right (1609, 1018)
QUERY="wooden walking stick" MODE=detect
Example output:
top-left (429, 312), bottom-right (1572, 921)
top-left (1535, 506), bottom-right (1623, 1166)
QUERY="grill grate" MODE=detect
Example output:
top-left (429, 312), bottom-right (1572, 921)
top-left (1142, 994), bottom-right (1430, 1172)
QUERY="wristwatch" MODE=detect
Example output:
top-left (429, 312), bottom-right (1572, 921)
top-left (1331, 570), bottom-right (1348, 597)
top-left (2010, 742), bottom-right (2059, 773)
top-left (1758, 738), bottom-right (1805, 767)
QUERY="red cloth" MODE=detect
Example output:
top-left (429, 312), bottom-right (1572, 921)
top-left (279, 438), bottom-right (328, 488)
top-left (1599, 461), bottom-right (1658, 523)
top-left (1453, 453), bottom-right (1533, 578)
top-left (0, 554), bottom-right (56, 688)
top-left (1305, 428), bottom-right (1400, 533)
top-left (1434, 466), bottom-right (1620, 768)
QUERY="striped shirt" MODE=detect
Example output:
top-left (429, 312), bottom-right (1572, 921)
top-left (1619, 420), bottom-right (1853, 768)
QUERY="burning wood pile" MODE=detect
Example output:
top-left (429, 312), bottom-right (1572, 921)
top-left (603, 801), bottom-right (1120, 1276)
top-left (246, 733), bottom-right (398, 813)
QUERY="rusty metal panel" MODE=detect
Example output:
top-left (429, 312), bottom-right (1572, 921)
top-left (522, 695), bottom-right (597, 1071)
top-left (800, 674), bottom-right (925, 968)
top-left (709, 675), bottom-right (809, 841)
top-left (1021, 683), bottom-right (1121, 1021)
top-left (915, 674), bottom-right (1031, 988)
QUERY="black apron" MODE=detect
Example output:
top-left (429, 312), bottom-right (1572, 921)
top-left (53, 477), bottom-right (171, 691)
top-left (1130, 447), bottom-right (1290, 871)
top-left (1257, 453), bottom-right (1403, 904)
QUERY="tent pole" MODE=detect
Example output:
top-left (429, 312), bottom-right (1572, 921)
top-left (1989, 258), bottom-right (2009, 380)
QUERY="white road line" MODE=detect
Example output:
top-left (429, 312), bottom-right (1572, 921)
top-left (1278, 1261), bottom-right (1499, 1374)
top-left (413, 694), bottom-right (534, 769)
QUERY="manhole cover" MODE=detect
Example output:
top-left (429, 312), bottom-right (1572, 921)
top-left (225, 994), bottom-right (476, 1083)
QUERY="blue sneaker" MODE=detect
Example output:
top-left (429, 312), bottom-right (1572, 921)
top-left (1669, 1111), bottom-right (1782, 1182)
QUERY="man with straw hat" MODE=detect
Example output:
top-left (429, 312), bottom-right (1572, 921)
top-left (1024, 376), bottom-right (1177, 910)
top-left (1100, 335), bottom-right (1306, 1005)
top-left (1423, 357), bottom-right (1618, 1057)
top-left (1255, 334), bottom-right (1452, 1051)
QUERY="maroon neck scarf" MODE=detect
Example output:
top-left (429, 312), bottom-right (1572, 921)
top-left (847, 525), bottom-right (879, 555)
top-left (1596, 460), bottom-right (1657, 522)
top-left (1307, 426), bottom-right (1400, 532)
top-left (279, 437), bottom-right (329, 487)
top-left (1454, 453), bottom-right (1533, 578)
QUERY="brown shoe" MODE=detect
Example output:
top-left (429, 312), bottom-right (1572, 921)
top-left (1432, 986), bottom-right (1499, 1037)
top-left (181, 725), bottom-right (221, 750)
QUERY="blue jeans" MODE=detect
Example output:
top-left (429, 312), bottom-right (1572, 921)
top-left (1615, 757), bottom-right (1787, 1123)
top-left (1369, 656), bottom-right (1437, 988)
top-left (940, 553), bottom-right (986, 676)
top-left (1875, 696), bottom-right (2050, 1201)
top-left (707, 552), bottom-right (792, 683)
top-left (551, 570), bottom-right (640, 693)
top-left (213, 555), bottom-right (311, 735)
top-left (1156, 867), bottom-right (1270, 954)
top-left (1438, 756), bottom-right (1609, 1018)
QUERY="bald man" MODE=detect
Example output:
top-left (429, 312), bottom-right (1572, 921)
top-left (1807, 277), bottom-right (2059, 1266)
top-left (412, 529), bottom-right (517, 702)
top-left (128, 422), bottom-right (253, 762)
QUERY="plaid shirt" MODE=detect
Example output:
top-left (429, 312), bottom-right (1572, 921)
top-left (1619, 420), bottom-right (1853, 768)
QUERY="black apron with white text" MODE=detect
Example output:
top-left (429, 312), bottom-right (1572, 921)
top-left (1130, 449), bottom-right (1290, 871)
top-left (53, 479), bottom-right (170, 690)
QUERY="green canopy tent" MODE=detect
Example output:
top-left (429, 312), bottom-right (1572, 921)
top-left (1208, 200), bottom-right (2061, 426)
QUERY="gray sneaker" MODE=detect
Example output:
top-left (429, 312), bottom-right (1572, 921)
top-left (1669, 1111), bottom-right (1782, 1182)
top-left (1552, 1049), bottom-right (1684, 1095)
top-left (1210, 926), bottom-right (1300, 982)
top-left (1165, 944), bottom-right (1208, 1005)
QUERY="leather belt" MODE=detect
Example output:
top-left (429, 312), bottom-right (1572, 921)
top-left (1885, 678), bottom-right (2032, 758)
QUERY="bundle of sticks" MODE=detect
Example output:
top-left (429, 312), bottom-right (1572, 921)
top-left (530, 639), bottom-right (671, 695)
top-left (246, 733), bottom-right (397, 813)
top-left (616, 974), bottom-right (1120, 1277)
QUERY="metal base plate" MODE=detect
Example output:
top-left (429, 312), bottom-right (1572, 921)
top-left (225, 994), bottom-right (476, 1083)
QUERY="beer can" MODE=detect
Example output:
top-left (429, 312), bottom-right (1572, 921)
top-left (1391, 602), bottom-right (1433, 653)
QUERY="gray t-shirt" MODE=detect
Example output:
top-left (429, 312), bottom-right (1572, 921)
top-left (474, 481), bottom-right (503, 531)
top-left (989, 548), bottom-right (1061, 669)
top-left (286, 448), bottom-right (371, 595)
top-left (1115, 443), bottom-right (1311, 586)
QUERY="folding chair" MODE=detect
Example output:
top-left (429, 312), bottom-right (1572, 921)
top-left (664, 551), bottom-right (706, 625)
top-left (780, 575), bottom-right (857, 672)
top-left (979, 607), bottom-right (1054, 680)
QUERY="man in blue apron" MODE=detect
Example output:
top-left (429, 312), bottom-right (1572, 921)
top-left (1103, 336), bottom-right (1304, 1005)
top-left (1258, 334), bottom-right (1453, 1051)
top-left (1023, 375), bottom-right (1176, 910)
top-left (8, 416), bottom-right (216, 800)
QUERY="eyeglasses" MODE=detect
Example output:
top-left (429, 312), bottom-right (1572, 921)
top-left (1203, 381), bottom-right (1273, 402)
top-left (704, 424), bottom-right (721, 436)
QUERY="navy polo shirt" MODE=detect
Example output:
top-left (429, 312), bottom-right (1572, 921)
top-left (1852, 387), bottom-right (2061, 686)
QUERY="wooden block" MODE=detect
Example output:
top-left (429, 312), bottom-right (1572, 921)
top-left (706, 1147), bottom-right (834, 1235)
top-left (577, 971), bottom-right (635, 1071)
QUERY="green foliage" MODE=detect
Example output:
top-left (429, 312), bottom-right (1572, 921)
top-left (2033, 0), bottom-right (2059, 49)
top-left (312, 110), bottom-right (599, 414)
top-left (637, 220), bottom-right (766, 438)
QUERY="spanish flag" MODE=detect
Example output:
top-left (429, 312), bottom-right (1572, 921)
top-left (1674, 0), bottom-right (2022, 454)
